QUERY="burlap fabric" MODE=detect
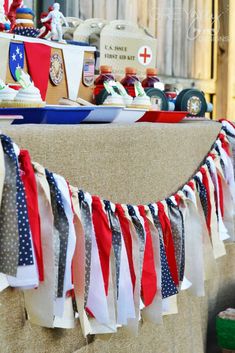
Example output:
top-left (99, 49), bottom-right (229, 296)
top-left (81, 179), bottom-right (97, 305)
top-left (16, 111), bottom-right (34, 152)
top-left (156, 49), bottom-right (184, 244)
top-left (0, 121), bottom-right (233, 353)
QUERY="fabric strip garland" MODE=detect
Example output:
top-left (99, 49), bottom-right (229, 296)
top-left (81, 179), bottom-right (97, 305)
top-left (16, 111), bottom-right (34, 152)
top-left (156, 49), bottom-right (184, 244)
top-left (0, 120), bottom-right (234, 336)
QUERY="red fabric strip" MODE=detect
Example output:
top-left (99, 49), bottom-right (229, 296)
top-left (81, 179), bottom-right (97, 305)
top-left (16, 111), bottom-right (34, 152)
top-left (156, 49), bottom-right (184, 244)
top-left (67, 182), bottom-right (75, 215)
top-left (86, 307), bottom-right (95, 318)
top-left (227, 121), bottom-right (235, 129)
top-left (174, 194), bottom-right (181, 206)
top-left (115, 204), bottom-right (136, 290)
top-left (4, 0), bottom-right (8, 13)
top-left (92, 196), bottom-right (112, 296)
top-left (24, 42), bottom-right (51, 101)
top-left (157, 202), bottom-right (179, 286)
top-left (219, 133), bottom-right (231, 156)
top-left (219, 119), bottom-right (235, 130)
top-left (217, 173), bottom-right (224, 218)
top-left (200, 167), bottom-right (212, 233)
top-left (67, 183), bottom-right (75, 286)
top-left (138, 205), bottom-right (157, 306)
top-left (209, 152), bottom-right (216, 160)
top-left (19, 150), bottom-right (44, 281)
top-left (187, 180), bottom-right (195, 191)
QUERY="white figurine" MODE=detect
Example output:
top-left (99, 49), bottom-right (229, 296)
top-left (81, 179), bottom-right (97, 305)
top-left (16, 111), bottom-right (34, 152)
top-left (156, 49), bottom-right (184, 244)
top-left (41, 3), bottom-right (68, 43)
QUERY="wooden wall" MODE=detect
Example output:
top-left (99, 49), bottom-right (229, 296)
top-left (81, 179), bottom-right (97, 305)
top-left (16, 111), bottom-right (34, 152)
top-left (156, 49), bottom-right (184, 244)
top-left (227, 0), bottom-right (235, 119)
top-left (65, 0), bottom-right (215, 77)
top-left (64, 0), bottom-right (233, 120)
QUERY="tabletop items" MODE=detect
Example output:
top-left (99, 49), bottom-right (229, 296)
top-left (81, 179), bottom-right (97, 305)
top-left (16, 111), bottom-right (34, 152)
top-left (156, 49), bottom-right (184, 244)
top-left (0, 63), bottom-right (190, 124)
top-left (0, 1), bottom-right (213, 123)
top-left (0, 64), bottom-right (209, 124)
top-left (94, 65), bottom-right (212, 116)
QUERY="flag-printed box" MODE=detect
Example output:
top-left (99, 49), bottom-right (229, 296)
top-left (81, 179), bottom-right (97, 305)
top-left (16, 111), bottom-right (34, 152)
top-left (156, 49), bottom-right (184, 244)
top-left (0, 33), bottom-right (96, 104)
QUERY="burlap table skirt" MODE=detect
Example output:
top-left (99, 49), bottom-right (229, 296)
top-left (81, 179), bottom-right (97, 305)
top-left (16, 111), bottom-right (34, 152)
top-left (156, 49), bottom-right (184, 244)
top-left (0, 121), bottom-right (233, 353)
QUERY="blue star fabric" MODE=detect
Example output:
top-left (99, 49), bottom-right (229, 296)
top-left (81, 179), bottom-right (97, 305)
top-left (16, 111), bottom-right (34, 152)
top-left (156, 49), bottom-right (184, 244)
top-left (0, 136), bottom-right (19, 275)
top-left (166, 198), bottom-right (185, 282)
top-left (149, 204), bottom-right (178, 299)
top-left (194, 175), bottom-right (208, 221)
top-left (104, 200), bottom-right (122, 298)
top-left (13, 27), bottom-right (40, 38)
top-left (78, 190), bottom-right (92, 307)
top-left (0, 134), bottom-right (34, 267)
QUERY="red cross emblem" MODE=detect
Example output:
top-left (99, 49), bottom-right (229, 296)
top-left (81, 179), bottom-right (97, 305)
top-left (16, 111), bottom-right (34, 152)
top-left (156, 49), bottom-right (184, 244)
top-left (138, 46), bottom-right (152, 66)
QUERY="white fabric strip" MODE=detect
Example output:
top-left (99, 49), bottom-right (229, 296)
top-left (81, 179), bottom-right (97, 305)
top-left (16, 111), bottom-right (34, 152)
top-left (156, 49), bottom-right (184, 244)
top-left (24, 163), bottom-right (55, 327)
top-left (122, 204), bottom-right (142, 335)
top-left (221, 120), bottom-right (235, 135)
top-left (54, 297), bottom-right (75, 329)
top-left (70, 186), bottom-right (91, 336)
top-left (133, 204), bottom-right (146, 313)
top-left (195, 185), bottom-right (217, 281)
top-left (107, 202), bottom-right (135, 326)
top-left (179, 189), bottom-right (204, 296)
top-left (207, 156), bottom-right (230, 241)
top-left (162, 295), bottom-right (178, 316)
top-left (117, 234), bottom-right (136, 324)
top-left (213, 145), bottom-right (235, 242)
top-left (177, 194), bottom-right (192, 292)
top-left (205, 165), bottom-right (226, 259)
top-left (88, 199), bottom-right (117, 334)
top-left (85, 192), bottom-right (110, 325)
top-left (7, 144), bottom-right (38, 289)
top-left (7, 237), bottom-right (38, 288)
top-left (220, 174), bottom-right (235, 242)
top-left (216, 139), bottom-right (235, 208)
top-left (0, 273), bottom-right (8, 291)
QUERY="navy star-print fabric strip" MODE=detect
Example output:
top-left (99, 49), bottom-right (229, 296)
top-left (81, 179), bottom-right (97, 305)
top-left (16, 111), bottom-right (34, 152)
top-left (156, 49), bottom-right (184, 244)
top-left (215, 144), bottom-right (226, 174)
top-left (194, 175), bottom-right (208, 221)
top-left (166, 198), bottom-right (185, 282)
top-left (127, 204), bottom-right (145, 280)
top-left (46, 169), bottom-right (69, 298)
top-left (0, 136), bottom-right (19, 275)
top-left (104, 200), bottom-right (122, 298)
top-left (149, 204), bottom-right (178, 299)
top-left (1, 135), bottom-right (34, 268)
top-left (78, 190), bottom-right (92, 308)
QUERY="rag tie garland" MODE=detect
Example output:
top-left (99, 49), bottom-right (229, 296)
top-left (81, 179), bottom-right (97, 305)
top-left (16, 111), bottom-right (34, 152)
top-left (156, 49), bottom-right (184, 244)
top-left (0, 119), bottom-right (234, 336)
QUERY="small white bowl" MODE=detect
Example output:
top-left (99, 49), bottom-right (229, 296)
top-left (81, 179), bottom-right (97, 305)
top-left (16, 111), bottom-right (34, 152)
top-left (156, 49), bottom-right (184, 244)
top-left (0, 115), bottom-right (23, 126)
top-left (83, 106), bottom-right (124, 123)
top-left (112, 108), bottom-right (147, 124)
